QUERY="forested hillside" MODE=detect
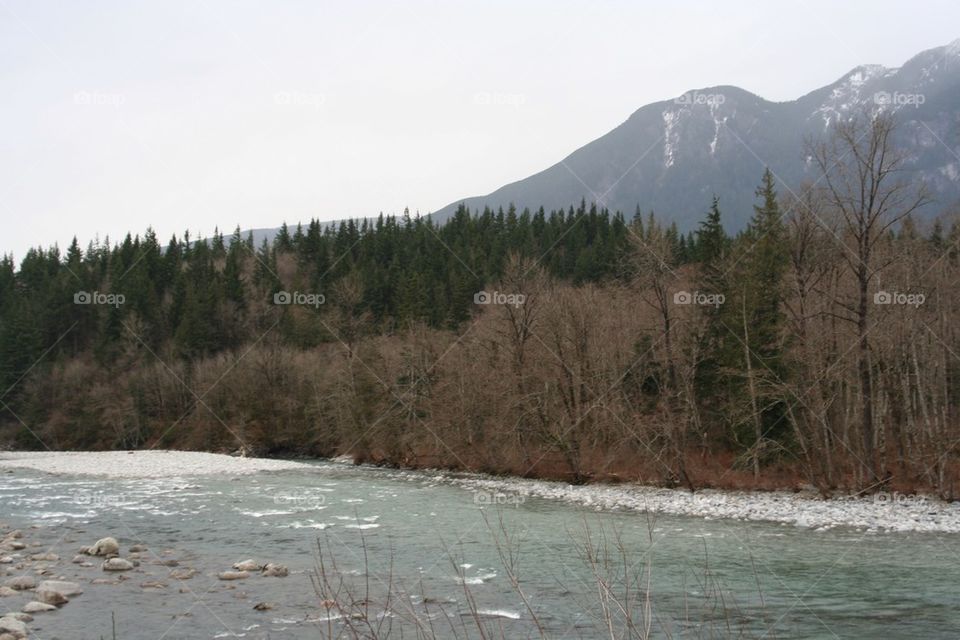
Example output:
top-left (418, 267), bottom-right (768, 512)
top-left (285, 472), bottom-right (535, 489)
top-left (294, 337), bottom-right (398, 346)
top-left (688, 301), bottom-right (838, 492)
top-left (2, 111), bottom-right (959, 496)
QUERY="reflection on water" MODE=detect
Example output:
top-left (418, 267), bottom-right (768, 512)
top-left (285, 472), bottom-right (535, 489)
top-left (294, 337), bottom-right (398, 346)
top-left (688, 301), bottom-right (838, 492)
top-left (0, 462), bottom-right (958, 639)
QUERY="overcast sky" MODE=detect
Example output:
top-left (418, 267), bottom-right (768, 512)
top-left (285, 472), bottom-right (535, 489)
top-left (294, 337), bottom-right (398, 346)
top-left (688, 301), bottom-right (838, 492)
top-left (2, 1), bottom-right (958, 259)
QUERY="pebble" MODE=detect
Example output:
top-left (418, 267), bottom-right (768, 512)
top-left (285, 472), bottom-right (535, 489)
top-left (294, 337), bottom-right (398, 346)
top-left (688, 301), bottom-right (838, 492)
top-left (217, 571), bottom-right (249, 580)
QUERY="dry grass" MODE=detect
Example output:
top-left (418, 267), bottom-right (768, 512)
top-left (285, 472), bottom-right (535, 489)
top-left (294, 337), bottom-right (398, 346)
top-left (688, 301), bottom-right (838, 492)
top-left (309, 513), bottom-right (775, 640)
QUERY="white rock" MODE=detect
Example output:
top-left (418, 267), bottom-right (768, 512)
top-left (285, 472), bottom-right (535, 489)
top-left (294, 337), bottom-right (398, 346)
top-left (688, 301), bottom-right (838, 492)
top-left (2, 576), bottom-right (34, 590)
top-left (0, 615), bottom-right (27, 639)
top-left (102, 558), bottom-right (134, 572)
top-left (36, 589), bottom-right (68, 606)
top-left (232, 559), bottom-right (262, 572)
top-left (261, 563), bottom-right (289, 577)
top-left (22, 601), bottom-right (57, 613)
top-left (4, 612), bottom-right (31, 622)
top-left (89, 537), bottom-right (119, 557)
top-left (37, 580), bottom-right (83, 596)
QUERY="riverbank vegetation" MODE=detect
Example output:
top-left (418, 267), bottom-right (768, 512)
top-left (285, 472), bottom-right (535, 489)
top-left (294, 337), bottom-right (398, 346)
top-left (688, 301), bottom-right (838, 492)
top-left (2, 110), bottom-right (958, 496)
top-left (311, 518), bottom-right (773, 639)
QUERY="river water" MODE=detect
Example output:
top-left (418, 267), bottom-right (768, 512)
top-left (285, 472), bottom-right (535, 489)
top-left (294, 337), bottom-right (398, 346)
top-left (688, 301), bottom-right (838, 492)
top-left (1, 461), bottom-right (958, 639)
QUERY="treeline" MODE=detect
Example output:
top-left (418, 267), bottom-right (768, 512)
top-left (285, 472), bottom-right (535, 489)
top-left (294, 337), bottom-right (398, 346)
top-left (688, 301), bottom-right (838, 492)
top-left (0, 199), bottom-right (703, 366)
top-left (2, 110), bottom-right (959, 495)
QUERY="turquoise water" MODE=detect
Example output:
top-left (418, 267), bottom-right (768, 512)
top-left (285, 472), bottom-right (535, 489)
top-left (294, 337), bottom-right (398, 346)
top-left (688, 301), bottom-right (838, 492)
top-left (1, 462), bottom-right (958, 639)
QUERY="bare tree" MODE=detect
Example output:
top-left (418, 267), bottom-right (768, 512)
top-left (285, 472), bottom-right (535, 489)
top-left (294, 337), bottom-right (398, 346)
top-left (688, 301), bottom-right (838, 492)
top-left (810, 109), bottom-right (930, 485)
top-left (494, 254), bottom-right (549, 466)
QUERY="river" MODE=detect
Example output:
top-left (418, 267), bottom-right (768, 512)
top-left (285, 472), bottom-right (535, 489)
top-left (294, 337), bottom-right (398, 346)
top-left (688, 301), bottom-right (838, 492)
top-left (1, 461), bottom-right (957, 639)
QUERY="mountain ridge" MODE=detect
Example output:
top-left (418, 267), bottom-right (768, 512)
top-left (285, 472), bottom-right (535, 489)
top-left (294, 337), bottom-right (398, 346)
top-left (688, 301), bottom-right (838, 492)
top-left (425, 38), bottom-right (960, 230)
top-left (245, 39), bottom-right (960, 244)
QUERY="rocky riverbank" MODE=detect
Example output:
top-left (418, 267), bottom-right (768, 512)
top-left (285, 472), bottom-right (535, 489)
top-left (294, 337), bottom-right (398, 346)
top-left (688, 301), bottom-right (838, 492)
top-left (0, 450), bottom-right (311, 478)
top-left (0, 526), bottom-right (294, 639)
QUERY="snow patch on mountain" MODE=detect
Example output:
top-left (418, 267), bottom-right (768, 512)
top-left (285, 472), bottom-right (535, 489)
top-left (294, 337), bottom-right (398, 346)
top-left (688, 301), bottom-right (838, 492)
top-left (662, 109), bottom-right (680, 168)
top-left (709, 101), bottom-right (727, 156)
top-left (941, 162), bottom-right (960, 182)
top-left (814, 64), bottom-right (889, 129)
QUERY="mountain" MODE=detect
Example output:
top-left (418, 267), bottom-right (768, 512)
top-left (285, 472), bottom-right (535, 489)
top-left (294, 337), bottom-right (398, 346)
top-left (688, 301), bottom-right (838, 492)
top-left (428, 39), bottom-right (960, 230)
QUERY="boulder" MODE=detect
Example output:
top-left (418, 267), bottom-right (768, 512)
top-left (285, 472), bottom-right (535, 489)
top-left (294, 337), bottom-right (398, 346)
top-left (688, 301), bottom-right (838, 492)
top-left (0, 616), bottom-right (26, 639)
top-left (102, 558), bottom-right (134, 572)
top-left (0, 587), bottom-right (16, 597)
top-left (0, 558), bottom-right (12, 565)
top-left (29, 553), bottom-right (58, 562)
top-left (232, 559), bottom-right (262, 572)
top-left (261, 563), bottom-right (289, 577)
top-left (128, 544), bottom-right (147, 553)
top-left (36, 580), bottom-right (82, 597)
top-left (22, 601), bottom-right (57, 613)
top-left (88, 537), bottom-right (119, 557)
top-left (2, 576), bottom-right (34, 591)
top-left (36, 589), bottom-right (68, 606)
top-left (217, 571), bottom-right (249, 581)
top-left (71, 555), bottom-right (86, 564)
top-left (252, 601), bottom-right (274, 611)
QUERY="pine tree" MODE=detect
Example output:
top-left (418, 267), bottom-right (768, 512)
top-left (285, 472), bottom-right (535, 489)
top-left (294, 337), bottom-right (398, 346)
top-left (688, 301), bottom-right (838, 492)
top-left (727, 169), bottom-right (791, 453)
top-left (696, 196), bottom-right (727, 288)
top-left (692, 196), bottom-right (730, 443)
top-left (276, 222), bottom-right (292, 252)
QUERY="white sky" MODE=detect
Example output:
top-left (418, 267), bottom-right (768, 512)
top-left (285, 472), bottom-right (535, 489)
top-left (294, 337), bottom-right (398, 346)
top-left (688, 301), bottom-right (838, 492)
top-left (1, 0), bottom-right (958, 259)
